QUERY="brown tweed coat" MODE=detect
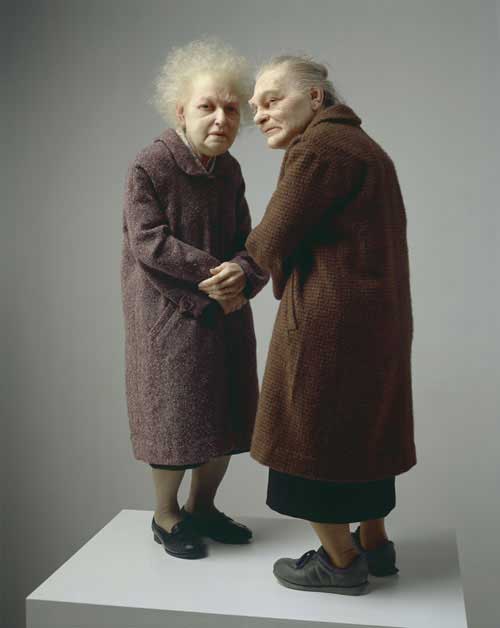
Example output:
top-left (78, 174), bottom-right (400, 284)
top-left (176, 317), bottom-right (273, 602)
top-left (246, 104), bottom-right (417, 482)
top-left (121, 129), bottom-right (269, 465)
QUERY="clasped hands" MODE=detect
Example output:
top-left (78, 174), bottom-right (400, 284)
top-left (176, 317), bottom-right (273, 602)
top-left (198, 261), bottom-right (248, 315)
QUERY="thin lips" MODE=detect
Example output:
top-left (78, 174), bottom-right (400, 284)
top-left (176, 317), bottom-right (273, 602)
top-left (264, 127), bottom-right (280, 134)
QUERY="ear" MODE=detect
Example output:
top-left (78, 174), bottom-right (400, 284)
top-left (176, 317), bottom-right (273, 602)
top-left (310, 86), bottom-right (324, 111)
top-left (175, 102), bottom-right (186, 128)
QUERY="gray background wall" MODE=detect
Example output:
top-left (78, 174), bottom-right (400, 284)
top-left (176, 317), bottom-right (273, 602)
top-left (2, 1), bottom-right (499, 627)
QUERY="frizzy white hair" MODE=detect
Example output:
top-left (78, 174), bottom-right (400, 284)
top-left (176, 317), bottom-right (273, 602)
top-left (151, 38), bottom-right (254, 127)
top-left (256, 54), bottom-right (344, 107)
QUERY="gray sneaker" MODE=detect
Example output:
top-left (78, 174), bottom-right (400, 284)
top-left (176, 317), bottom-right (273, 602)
top-left (273, 547), bottom-right (369, 595)
top-left (351, 526), bottom-right (399, 577)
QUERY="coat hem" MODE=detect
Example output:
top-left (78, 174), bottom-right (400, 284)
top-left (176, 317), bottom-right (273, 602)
top-left (132, 439), bottom-right (251, 467)
top-left (250, 448), bottom-right (417, 483)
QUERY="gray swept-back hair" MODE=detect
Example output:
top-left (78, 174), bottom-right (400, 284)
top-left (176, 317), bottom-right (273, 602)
top-left (256, 54), bottom-right (344, 107)
top-left (151, 38), bottom-right (253, 127)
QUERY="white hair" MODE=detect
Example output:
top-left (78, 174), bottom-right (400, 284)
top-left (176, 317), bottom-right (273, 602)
top-left (256, 54), bottom-right (344, 107)
top-left (151, 38), bottom-right (253, 127)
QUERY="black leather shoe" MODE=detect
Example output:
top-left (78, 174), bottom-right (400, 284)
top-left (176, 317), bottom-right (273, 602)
top-left (180, 506), bottom-right (252, 544)
top-left (151, 516), bottom-right (207, 559)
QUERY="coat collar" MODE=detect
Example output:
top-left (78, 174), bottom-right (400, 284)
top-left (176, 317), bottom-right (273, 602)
top-left (285, 104), bottom-right (362, 153)
top-left (310, 103), bottom-right (362, 128)
top-left (154, 128), bottom-right (233, 178)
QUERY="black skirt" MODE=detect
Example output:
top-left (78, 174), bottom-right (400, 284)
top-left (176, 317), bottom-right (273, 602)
top-left (267, 468), bottom-right (396, 524)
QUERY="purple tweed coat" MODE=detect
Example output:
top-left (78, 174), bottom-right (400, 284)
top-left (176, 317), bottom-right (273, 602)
top-left (121, 129), bottom-right (269, 465)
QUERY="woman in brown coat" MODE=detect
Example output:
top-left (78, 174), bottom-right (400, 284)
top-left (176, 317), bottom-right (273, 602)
top-left (247, 55), bottom-right (417, 594)
top-left (121, 40), bottom-right (268, 559)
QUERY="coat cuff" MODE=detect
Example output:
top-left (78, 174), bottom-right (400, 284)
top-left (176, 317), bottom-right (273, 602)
top-left (231, 254), bottom-right (270, 300)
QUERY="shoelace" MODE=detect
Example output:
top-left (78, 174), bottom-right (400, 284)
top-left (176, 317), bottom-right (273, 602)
top-left (295, 549), bottom-right (316, 568)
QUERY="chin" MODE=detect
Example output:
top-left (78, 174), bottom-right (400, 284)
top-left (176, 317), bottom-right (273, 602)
top-left (267, 136), bottom-right (287, 150)
top-left (204, 145), bottom-right (226, 156)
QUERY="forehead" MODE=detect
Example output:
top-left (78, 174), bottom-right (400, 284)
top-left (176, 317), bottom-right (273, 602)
top-left (251, 68), bottom-right (290, 101)
top-left (188, 73), bottom-right (238, 103)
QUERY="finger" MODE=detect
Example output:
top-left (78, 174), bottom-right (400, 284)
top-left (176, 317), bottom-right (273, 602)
top-left (208, 284), bottom-right (238, 296)
top-left (199, 269), bottom-right (231, 288)
top-left (201, 286), bottom-right (232, 296)
top-left (208, 275), bottom-right (238, 290)
top-left (199, 275), bottom-right (225, 289)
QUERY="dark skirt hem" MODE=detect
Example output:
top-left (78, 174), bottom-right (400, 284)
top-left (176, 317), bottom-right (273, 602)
top-left (266, 499), bottom-right (396, 524)
top-left (266, 468), bottom-right (396, 524)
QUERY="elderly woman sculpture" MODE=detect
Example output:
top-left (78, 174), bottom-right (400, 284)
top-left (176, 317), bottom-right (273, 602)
top-left (246, 55), bottom-right (417, 594)
top-left (121, 40), bottom-right (268, 559)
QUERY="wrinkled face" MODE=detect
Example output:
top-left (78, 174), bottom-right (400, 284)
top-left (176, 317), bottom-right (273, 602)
top-left (249, 67), bottom-right (321, 149)
top-left (176, 73), bottom-right (241, 157)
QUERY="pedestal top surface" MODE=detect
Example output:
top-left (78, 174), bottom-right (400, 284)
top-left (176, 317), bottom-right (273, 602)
top-left (27, 510), bottom-right (467, 628)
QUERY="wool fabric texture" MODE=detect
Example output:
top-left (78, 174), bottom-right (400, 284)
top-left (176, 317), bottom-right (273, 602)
top-left (246, 104), bottom-right (417, 482)
top-left (121, 128), bottom-right (269, 465)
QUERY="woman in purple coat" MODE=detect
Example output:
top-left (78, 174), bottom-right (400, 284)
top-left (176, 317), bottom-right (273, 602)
top-left (121, 39), bottom-right (268, 559)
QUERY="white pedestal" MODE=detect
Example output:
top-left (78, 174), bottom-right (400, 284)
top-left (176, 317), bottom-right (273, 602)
top-left (27, 510), bottom-right (468, 628)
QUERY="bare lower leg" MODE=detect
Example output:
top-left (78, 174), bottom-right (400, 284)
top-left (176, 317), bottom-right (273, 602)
top-left (152, 468), bottom-right (185, 532)
top-left (184, 455), bottom-right (231, 514)
top-left (359, 518), bottom-right (389, 550)
top-left (310, 521), bottom-right (360, 569)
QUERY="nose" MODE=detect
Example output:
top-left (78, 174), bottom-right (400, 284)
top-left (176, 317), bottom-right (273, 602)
top-left (214, 107), bottom-right (227, 126)
top-left (253, 107), bottom-right (269, 126)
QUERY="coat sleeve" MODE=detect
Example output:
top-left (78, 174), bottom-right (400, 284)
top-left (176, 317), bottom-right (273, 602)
top-left (124, 164), bottom-right (222, 285)
top-left (245, 143), bottom-right (360, 298)
top-left (228, 176), bottom-right (270, 299)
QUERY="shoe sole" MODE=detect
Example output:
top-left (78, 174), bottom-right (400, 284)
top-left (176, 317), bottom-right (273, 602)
top-left (273, 573), bottom-right (369, 595)
top-left (202, 533), bottom-right (252, 544)
top-left (370, 566), bottom-right (399, 577)
top-left (153, 533), bottom-right (207, 559)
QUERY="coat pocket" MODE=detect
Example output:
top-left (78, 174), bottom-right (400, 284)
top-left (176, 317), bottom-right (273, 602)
top-left (148, 300), bottom-right (178, 341)
top-left (286, 272), bottom-right (299, 331)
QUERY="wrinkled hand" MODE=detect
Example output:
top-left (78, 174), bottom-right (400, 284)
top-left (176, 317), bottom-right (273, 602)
top-left (198, 261), bottom-right (246, 299)
top-left (198, 262), bottom-right (247, 315)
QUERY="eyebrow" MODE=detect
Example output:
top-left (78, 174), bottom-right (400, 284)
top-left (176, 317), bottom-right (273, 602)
top-left (248, 90), bottom-right (280, 106)
top-left (197, 96), bottom-right (239, 106)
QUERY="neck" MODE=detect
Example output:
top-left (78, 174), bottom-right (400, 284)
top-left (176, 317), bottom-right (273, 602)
top-left (177, 128), bottom-right (213, 168)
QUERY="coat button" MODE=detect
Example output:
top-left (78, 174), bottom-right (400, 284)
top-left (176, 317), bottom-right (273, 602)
top-left (179, 296), bottom-right (194, 314)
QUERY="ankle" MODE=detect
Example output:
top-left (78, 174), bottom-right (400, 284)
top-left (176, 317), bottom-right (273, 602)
top-left (359, 532), bottom-right (389, 551)
top-left (154, 510), bottom-right (182, 532)
top-left (184, 501), bottom-right (218, 515)
top-left (326, 546), bottom-right (360, 569)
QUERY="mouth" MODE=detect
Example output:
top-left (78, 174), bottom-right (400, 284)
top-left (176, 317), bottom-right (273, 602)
top-left (209, 132), bottom-right (227, 138)
top-left (264, 127), bottom-right (280, 135)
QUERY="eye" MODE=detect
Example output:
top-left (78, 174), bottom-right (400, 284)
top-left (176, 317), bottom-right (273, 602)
top-left (226, 105), bottom-right (239, 114)
top-left (199, 104), bottom-right (211, 110)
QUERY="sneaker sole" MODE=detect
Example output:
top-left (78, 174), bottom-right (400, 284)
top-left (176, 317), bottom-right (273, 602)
top-left (369, 566), bottom-right (399, 577)
top-left (274, 573), bottom-right (369, 595)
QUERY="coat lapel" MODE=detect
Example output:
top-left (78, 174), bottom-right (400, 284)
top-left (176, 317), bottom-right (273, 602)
top-left (155, 128), bottom-right (233, 178)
